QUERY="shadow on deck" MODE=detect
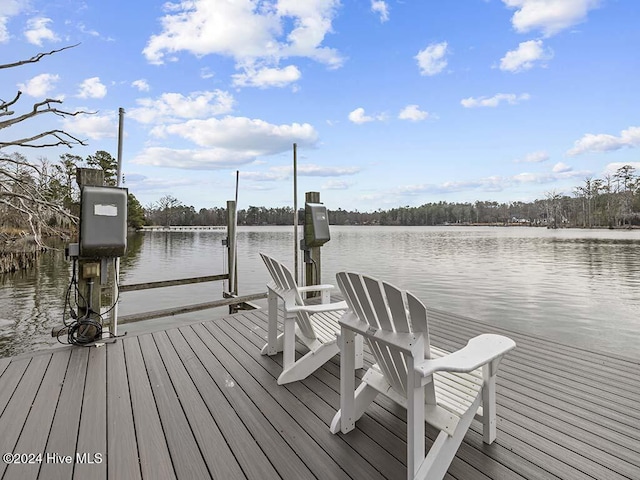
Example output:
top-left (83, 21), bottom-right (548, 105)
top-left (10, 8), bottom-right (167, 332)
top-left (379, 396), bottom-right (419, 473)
top-left (0, 308), bottom-right (639, 480)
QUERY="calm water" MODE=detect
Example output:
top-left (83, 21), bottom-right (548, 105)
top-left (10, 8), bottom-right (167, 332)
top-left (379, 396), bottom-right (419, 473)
top-left (1, 226), bottom-right (639, 359)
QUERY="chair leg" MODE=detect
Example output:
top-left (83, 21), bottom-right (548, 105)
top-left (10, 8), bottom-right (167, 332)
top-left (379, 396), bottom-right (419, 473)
top-left (407, 356), bottom-right (425, 479)
top-left (331, 329), bottom-right (378, 434)
top-left (281, 316), bottom-right (296, 375)
top-left (260, 332), bottom-right (283, 355)
top-left (415, 393), bottom-right (482, 480)
top-left (330, 382), bottom-right (379, 434)
top-left (482, 366), bottom-right (497, 444)
top-left (278, 342), bottom-right (340, 385)
top-left (263, 289), bottom-right (280, 356)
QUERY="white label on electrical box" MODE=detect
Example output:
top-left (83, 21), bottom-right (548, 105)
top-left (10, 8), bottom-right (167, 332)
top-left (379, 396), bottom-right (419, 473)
top-left (94, 204), bottom-right (118, 216)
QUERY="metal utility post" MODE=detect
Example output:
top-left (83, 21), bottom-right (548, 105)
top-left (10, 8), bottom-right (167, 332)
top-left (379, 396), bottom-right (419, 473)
top-left (293, 143), bottom-right (299, 285)
top-left (113, 107), bottom-right (125, 336)
top-left (75, 168), bottom-right (104, 319)
top-left (226, 200), bottom-right (238, 296)
top-left (304, 191), bottom-right (322, 296)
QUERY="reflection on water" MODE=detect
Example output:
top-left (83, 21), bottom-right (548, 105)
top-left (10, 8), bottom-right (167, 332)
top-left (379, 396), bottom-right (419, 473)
top-left (1, 226), bottom-right (639, 359)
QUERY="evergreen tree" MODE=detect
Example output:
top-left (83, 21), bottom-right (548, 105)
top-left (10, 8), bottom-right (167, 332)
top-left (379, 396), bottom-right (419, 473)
top-left (127, 193), bottom-right (146, 229)
top-left (86, 150), bottom-right (118, 186)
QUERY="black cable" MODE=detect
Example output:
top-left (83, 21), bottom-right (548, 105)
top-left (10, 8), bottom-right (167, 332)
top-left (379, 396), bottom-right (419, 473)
top-left (59, 266), bottom-right (102, 345)
top-left (60, 258), bottom-right (124, 346)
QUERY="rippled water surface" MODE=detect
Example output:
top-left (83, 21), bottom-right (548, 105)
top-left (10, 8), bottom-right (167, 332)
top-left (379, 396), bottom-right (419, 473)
top-left (1, 226), bottom-right (639, 358)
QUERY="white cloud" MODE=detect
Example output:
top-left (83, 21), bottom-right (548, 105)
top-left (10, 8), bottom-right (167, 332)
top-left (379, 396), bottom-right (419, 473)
top-left (132, 79), bottom-right (150, 92)
top-left (502, 0), bottom-right (601, 37)
top-left (348, 107), bottom-right (385, 124)
top-left (143, 0), bottom-right (342, 87)
top-left (296, 164), bottom-right (360, 176)
top-left (132, 147), bottom-right (257, 169)
top-left (603, 162), bottom-right (640, 176)
top-left (232, 64), bottom-right (301, 88)
top-left (323, 179), bottom-right (352, 190)
top-left (512, 168), bottom-right (588, 184)
top-left (77, 23), bottom-right (100, 38)
top-left (24, 17), bottom-right (60, 46)
top-left (567, 126), bottom-right (640, 156)
top-left (371, 1), bottom-right (389, 23)
top-left (0, 18), bottom-right (9, 43)
top-left (0, 0), bottom-right (29, 42)
top-left (17, 73), bottom-right (60, 97)
top-left (143, 1), bottom-right (278, 64)
top-left (461, 93), bottom-right (530, 108)
top-left (552, 162), bottom-right (572, 173)
top-left (500, 40), bottom-right (552, 72)
top-left (415, 42), bottom-right (449, 76)
top-left (77, 77), bottom-right (107, 99)
top-left (129, 90), bottom-right (234, 124)
top-left (240, 170), bottom-right (287, 182)
top-left (122, 173), bottom-right (199, 191)
top-left (62, 112), bottom-right (118, 140)
top-left (154, 116), bottom-right (318, 153)
top-left (243, 163), bottom-right (360, 182)
top-left (382, 165), bottom-right (591, 201)
top-left (515, 151), bottom-right (549, 163)
top-left (137, 116), bottom-right (320, 170)
top-left (348, 107), bottom-right (372, 124)
top-left (200, 67), bottom-right (215, 79)
top-left (398, 104), bottom-right (429, 121)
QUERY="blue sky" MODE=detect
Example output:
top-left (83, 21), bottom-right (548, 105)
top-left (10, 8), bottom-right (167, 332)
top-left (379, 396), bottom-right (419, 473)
top-left (2, 0), bottom-right (639, 211)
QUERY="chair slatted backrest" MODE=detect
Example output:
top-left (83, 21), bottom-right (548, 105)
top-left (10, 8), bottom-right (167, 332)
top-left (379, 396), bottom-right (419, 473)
top-left (260, 253), bottom-right (316, 339)
top-left (337, 272), bottom-right (432, 397)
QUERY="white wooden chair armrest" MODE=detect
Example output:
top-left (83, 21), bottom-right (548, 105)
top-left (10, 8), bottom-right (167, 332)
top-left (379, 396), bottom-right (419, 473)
top-left (297, 284), bottom-right (336, 293)
top-left (415, 334), bottom-right (516, 378)
top-left (288, 301), bottom-right (347, 313)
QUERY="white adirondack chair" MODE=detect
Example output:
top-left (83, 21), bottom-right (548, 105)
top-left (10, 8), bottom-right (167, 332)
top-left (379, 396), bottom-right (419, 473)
top-left (260, 253), bottom-right (363, 385)
top-left (330, 272), bottom-right (516, 480)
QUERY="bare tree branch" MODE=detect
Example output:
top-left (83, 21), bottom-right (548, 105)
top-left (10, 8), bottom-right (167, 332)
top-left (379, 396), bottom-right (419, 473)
top-left (1, 45), bottom-right (87, 242)
top-left (0, 44), bottom-right (80, 70)
top-left (0, 191), bottom-right (77, 224)
top-left (0, 98), bottom-right (93, 131)
top-left (0, 155), bottom-right (44, 175)
top-left (0, 129), bottom-right (88, 149)
top-left (0, 91), bottom-right (22, 117)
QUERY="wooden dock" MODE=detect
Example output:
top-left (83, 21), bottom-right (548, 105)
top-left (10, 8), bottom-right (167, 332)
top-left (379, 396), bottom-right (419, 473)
top-left (138, 225), bottom-right (226, 232)
top-left (0, 307), bottom-right (638, 480)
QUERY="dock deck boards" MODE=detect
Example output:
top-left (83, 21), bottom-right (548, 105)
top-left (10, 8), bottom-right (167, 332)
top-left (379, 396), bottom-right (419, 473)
top-left (1, 307), bottom-right (639, 480)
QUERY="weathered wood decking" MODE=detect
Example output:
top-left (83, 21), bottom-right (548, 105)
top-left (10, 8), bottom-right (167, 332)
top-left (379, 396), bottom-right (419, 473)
top-left (0, 307), bottom-right (639, 480)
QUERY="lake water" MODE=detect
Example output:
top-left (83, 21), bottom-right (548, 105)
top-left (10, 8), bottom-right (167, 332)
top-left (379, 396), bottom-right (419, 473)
top-left (1, 226), bottom-right (639, 359)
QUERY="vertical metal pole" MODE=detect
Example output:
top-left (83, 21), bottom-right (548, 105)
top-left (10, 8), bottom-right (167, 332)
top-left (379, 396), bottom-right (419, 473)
top-left (112, 107), bottom-right (125, 336)
top-left (233, 171), bottom-right (239, 295)
top-left (227, 200), bottom-right (237, 296)
top-left (293, 143), bottom-right (299, 285)
top-left (116, 108), bottom-right (125, 186)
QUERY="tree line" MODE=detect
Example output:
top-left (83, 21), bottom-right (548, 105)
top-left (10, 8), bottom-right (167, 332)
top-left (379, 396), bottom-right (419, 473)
top-left (145, 164), bottom-right (639, 229)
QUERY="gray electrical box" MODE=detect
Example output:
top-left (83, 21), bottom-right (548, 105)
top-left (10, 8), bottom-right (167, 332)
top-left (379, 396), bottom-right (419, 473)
top-left (79, 186), bottom-right (128, 257)
top-left (304, 203), bottom-right (330, 247)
